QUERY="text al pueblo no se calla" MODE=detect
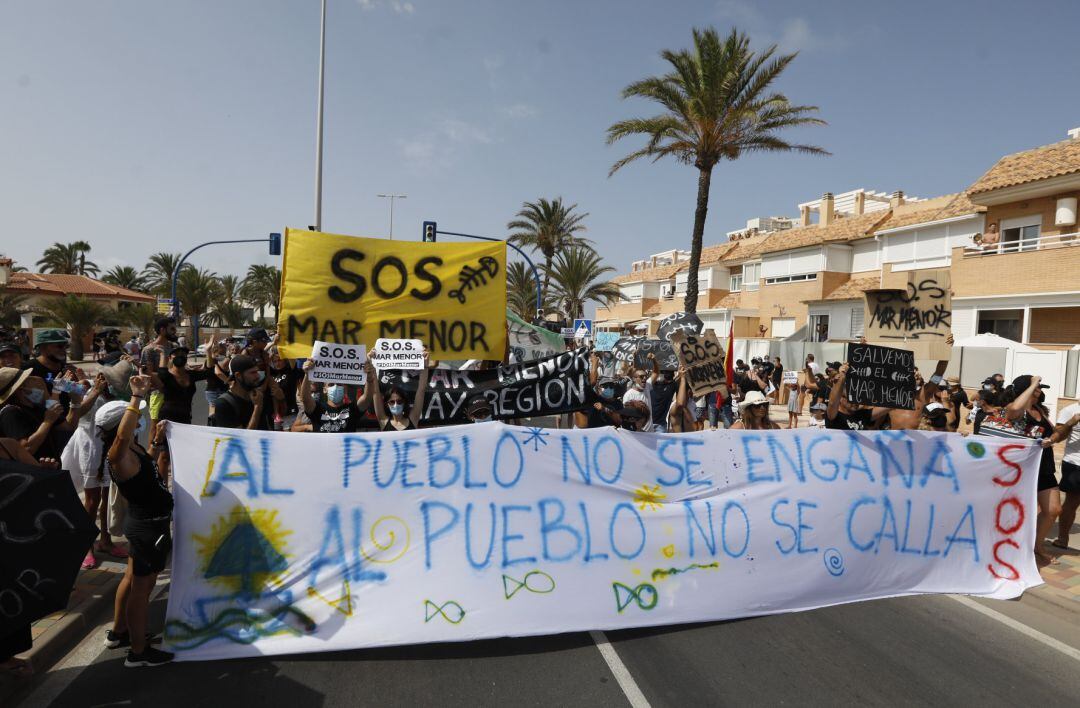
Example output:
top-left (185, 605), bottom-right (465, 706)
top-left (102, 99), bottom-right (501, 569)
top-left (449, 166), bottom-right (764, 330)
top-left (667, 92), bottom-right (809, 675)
top-left (164, 424), bottom-right (1043, 661)
top-left (276, 228), bottom-right (507, 360)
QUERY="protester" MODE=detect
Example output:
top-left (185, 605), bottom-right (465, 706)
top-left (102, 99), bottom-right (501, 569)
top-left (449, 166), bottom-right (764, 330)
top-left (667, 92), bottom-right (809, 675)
top-left (28, 328), bottom-right (72, 391)
top-left (463, 394), bottom-right (495, 424)
top-left (0, 368), bottom-right (69, 460)
top-left (203, 341), bottom-right (231, 425)
top-left (944, 377), bottom-right (968, 432)
top-left (731, 391), bottom-right (779, 430)
top-left (646, 354), bottom-right (679, 433)
top-left (104, 379), bottom-right (174, 667)
top-left (576, 353), bottom-right (623, 428)
top-left (717, 387), bottom-right (735, 429)
top-left (300, 359), bottom-right (372, 433)
top-left (1047, 402), bottom-right (1080, 550)
top-left (921, 402), bottom-right (950, 432)
top-left (771, 357), bottom-right (784, 402)
top-left (149, 346), bottom-right (209, 427)
top-left (666, 367), bottom-right (696, 433)
top-left (213, 355), bottom-right (273, 430)
top-left (995, 375), bottom-right (1061, 566)
top-left (621, 365), bottom-right (654, 432)
top-left (617, 401), bottom-right (650, 431)
top-left (785, 375), bottom-right (800, 429)
top-left (370, 355), bottom-right (431, 431)
top-left (124, 335), bottom-right (141, 357)
top-left (826, 363), bottom-right (889, 431)
top-left (0, 339), bottom-right (23, 369)
top-left (269, 350), bottom-right (302, 429)
top-left (808, 402), bottom-right (827, 428)
top-left (140, 317), bottom-right (179, 436)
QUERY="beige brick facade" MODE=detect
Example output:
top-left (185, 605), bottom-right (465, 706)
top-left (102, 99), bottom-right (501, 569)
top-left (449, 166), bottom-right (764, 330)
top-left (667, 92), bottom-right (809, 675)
top-left (1030, 307), bottom-right (1080, 345)
top-left (951, 245), bottom-right (1080, 297)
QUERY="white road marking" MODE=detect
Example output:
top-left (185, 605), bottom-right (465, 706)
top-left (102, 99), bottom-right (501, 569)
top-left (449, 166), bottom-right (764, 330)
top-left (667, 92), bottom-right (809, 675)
top-left (590, 630), bottom-right (652, 708)
top-left (950, 595), bottom-right (1080, 662)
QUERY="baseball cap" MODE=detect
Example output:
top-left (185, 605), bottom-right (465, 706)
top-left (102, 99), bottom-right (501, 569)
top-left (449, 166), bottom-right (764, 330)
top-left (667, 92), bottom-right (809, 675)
top-left (246, 328), bottom-right (271, 342)
top-left (229, 355), bottom-right (259, 376)
top-left (0, 340), bottom-right (19, 354)
top-left (34, 328), bottom-right (70, 346)
top-left (464, 394), bottom-right (492, 419)
top-left (1011, 375), bottom-right (1049, 391)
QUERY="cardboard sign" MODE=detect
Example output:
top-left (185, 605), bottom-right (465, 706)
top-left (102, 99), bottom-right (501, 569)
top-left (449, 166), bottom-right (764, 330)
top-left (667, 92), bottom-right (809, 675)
top-left (845, 343), bottom-right (915, 410)
top-left (560, 327), bottom-right (576, 339)
top-left (309, 340), bottom-right (367, 386)
top-left (382, 347), bottom-right (591, 423)
top-left (368, 338), bottom-right (425, 370)
top-left (278, 228), bottom-right (506, 360)
top-left (165, 424), bottom-right (1043, 662)
top-left (864, 269), bottom-right (951, 360)
top-left (782, 370), bottom-right (798, 385)
top-left (670, 330), bottom-right (726, 396)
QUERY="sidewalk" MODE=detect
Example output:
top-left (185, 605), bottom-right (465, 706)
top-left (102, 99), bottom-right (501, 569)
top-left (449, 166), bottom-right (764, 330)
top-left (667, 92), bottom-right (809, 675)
top-left (0, 563), bottom-right (123, 704)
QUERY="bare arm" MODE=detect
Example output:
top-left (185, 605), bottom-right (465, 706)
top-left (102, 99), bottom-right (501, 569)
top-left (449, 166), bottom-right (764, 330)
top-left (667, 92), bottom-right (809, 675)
top-left (368, 362), bottom-right (388, 427)
top-left (408, 354), bottom-right (432, 427)
top-left (827, 364), bottom-right (848, 421)
top-left (107, 376), bottom-right (150, 480)
top-left (589, 352), bottom-right (600, 386)
top-left (1046, 412), bottom-right (1080, 445)
top-left (1005, 378), bottom-right (1040, 421)
top-left (23, 402), bottom-right (65, 455)
top-left (675, 367), bottom-right (688, 408)
top-left (246, 385), bottom-right (266, 430)
top-left (300, 360), bottom-right (316, 414)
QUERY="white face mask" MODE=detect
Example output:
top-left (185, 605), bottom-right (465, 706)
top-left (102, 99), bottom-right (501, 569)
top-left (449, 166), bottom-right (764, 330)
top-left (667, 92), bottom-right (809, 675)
top-left (389, 403), bottom-right (405, 416)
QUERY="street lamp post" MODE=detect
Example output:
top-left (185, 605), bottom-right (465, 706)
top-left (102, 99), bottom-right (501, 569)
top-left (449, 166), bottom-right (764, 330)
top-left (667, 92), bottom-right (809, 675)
top-left (377, 193), bottom-right (407, 239)
top-left (313, 0), bottom-right (327, 231)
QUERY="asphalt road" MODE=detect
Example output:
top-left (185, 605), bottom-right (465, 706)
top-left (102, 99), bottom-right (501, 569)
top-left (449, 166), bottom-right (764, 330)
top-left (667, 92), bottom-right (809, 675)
top-left (17, 591), bottom-right (1080, 707)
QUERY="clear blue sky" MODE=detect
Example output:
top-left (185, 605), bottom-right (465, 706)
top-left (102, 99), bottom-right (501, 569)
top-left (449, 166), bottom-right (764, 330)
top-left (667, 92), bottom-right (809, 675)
top-left (3, 0), bottom-right (1079, 283)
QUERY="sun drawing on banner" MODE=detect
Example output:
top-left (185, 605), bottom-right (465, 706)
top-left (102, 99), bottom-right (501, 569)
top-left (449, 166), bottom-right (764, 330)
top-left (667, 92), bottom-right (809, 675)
top-left (193, 506), bottom-right (293, 594)
top-left (633, 484), bottom-right (667, 512)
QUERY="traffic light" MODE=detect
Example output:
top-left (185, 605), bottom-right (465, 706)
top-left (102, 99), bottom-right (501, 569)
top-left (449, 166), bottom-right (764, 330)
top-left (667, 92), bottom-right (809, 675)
top-left (422, 221), bottom-right (437, 242)
top-left (268, 232), bottom-right (282, 256)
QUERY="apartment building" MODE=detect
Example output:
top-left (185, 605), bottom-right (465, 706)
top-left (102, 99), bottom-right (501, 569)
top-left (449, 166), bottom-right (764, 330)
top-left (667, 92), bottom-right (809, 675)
top-left (597, 129), bottom-right (1080, 350)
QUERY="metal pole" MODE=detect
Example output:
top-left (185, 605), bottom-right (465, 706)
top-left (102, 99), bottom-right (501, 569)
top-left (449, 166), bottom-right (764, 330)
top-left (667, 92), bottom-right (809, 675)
top-left (377, 194), bottom-right (407, 239)
top-left (313, 0), bottom-right (327, 231)
top-left (437, 229), bottom-right (543, 316)
top-left (171, 238), bottom-right (275, 323)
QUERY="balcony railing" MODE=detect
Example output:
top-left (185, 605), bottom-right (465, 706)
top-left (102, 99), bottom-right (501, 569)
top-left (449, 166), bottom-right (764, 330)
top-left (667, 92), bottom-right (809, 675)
top-left (963, 231), bottom-right (1080, 257)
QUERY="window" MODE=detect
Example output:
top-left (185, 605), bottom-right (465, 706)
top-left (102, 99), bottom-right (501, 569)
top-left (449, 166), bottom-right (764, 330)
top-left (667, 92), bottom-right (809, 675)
top-left (850, 307), bottom-right (865, 338)
top-left (809, 314), bottom-right (830, 342)
top-left (977, 309), bottom-right (1023, 342)
top-left (1000, 216), bottom-right (1041, 253)
top-left (744, 262), bottom-right (760, 291)
top-left (729, 274), bottom-right (743, 292)
top-left (763, 273), bottom-right (818, 285)
top-left (771, 317), bottom-right (796, 338)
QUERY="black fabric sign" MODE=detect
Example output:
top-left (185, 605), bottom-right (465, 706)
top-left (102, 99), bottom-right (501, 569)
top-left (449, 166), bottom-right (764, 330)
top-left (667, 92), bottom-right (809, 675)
top-left (657, 312), bottom-right (704, 342)
top-left (845, 343), bottom-right (915, 410)
top-left (631, 339), bottom-right (680, 371)
top-left (381, 347), bottom-right (592, 424)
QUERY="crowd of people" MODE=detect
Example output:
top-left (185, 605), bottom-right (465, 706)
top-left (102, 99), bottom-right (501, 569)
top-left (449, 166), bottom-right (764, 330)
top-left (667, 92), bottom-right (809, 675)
top-left (1, 319), bottom-right (1078, 674)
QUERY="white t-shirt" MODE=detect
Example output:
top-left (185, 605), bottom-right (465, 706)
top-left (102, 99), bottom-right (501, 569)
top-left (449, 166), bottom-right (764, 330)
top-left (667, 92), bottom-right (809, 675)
top-left (807, 361), bottom-right (821, 377)
top-left (1057, 402), bottom-right (1080, 466)
top-left (622, 384), bottom-right (653, 432)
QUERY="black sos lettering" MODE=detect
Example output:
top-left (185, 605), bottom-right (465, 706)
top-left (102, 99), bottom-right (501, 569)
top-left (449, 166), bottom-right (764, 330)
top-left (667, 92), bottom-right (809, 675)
top-left (328, 250), bottom-right (443, 303)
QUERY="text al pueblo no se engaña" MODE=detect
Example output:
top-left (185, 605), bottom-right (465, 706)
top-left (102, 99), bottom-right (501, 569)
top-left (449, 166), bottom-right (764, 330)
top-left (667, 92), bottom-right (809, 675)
top-left (201, 428), bottom-right (1023, 579)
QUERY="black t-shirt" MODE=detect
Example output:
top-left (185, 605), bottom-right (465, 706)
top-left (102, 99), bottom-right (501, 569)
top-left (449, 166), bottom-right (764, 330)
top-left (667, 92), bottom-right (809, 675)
top-left (157, 369), bottom-right (208, 424)
top-left (205, 360), bottom-right (229, 393)
top-left (213, 391), bottom-right (272, 430)
top-left (811, 380), bottom-right (831, 407)
top-left (271, 366), bottom-right (302, 415)
top-left (649, 378), bottom-right (679, 426)
top-left (0, 404), bottom-right (67, 459)
top-left (309, 401), bottom-right (365, 433)
top-left (584, 397), bottom-right (621, 429)
top-left (112, 448), bottom-right (173, 520)
top-left (826, 408), bottom-right (874, 431)
top-left (1026, 412), bottom-right (1057, 475)
top-left (27, 359), bottom-right (64, 391)
top-left (772, 366), bottom-right (783, 386)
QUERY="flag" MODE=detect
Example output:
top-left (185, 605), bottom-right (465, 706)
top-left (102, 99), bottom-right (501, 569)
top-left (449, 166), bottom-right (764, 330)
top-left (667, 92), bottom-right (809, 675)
top-left (725, 323), bottom-right (735, 384)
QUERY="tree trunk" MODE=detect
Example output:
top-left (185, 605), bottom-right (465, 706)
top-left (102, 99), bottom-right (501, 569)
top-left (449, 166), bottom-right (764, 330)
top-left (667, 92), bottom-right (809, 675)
top-left (684, 166), bottom-right (713, 314)
top-left (540, 254), bottom-right (553, 314)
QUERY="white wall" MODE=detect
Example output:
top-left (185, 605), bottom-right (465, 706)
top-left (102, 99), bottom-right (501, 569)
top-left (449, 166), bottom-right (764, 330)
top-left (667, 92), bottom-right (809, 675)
top-left (825, 245), bottom-right (853, 273)
top-left (762, 247), bottom-right (824, 278)
top-left (642, 282), bottom-right (661, 299)
top-left (951, 306), bottom-right (977, 339)
top-left (882, 216), bottom-right (982, 271)
top-left (851, 238), bottom-right (880, 272)
top-left (621, 283), bottom-right (643, 301)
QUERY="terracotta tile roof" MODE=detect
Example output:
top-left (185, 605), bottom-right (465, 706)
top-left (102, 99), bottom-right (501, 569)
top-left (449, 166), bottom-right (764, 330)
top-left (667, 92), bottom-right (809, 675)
top-left (875, 193), bottom-right (981, 232)
top-left (760, 211), bottom-right (891, 254)
top-left (611, 261), bottom-right (682, 285)
top-left (812, 275), bottom-right (881, 302)
top-left (720, 233), bottom-right (775, 262)
top-left (6, 273), bottom-right (154, 302)
top-left (968, 138), bottom-right (1080, 195)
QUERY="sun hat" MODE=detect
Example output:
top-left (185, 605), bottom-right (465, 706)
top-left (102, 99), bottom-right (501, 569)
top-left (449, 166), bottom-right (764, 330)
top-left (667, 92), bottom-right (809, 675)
top-left (1011, 375), bottom-right (1049, 391)
top-left (34, 328), bottom-right (70, 347)
top-left (0, 367), bottom-right (33, 406)
top-left (738, 390), bottom-right (769, 410)
top-left (95, 398), bottom-right (147, 432)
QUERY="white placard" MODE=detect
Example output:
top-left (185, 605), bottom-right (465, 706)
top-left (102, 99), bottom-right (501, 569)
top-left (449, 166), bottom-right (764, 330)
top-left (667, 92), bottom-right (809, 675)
top-left (308, 340), bottom-right (367, 386)
top-left (164, 424), bottom-right (1043, 662)
top-left (783, 370), bottom-right (799, 385)
top-left (368, 338), bottom-right (425, 370)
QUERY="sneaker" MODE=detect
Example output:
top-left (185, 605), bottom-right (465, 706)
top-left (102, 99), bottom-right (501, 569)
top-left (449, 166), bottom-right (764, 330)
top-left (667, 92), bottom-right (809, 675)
top-left (106, 631), bottom-right (162, 650)
top-left (81, 551), bottom-right (98, 569)
top-left (124, 646), bottom-right (174, 668)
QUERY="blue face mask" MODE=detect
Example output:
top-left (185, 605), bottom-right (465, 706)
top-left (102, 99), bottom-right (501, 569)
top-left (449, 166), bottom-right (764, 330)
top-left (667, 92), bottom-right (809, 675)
top-left (600, 386), bottom-right (615, 399)
top-left (389, 403), bottom-right (405, 416)
top-left (327, 385), bottom-right (345, 405)
top-left (24, 388), bottom-right (46, 407)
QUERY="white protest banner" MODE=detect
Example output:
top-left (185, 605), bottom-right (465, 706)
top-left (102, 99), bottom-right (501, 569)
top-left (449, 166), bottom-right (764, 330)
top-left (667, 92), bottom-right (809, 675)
top-left (369, 338), bottom-right (425, 370)
top-left (164, 424), bottom-right (1043, 661)
top-left (783, 370), bottom-right (799, 385)
top-left (309, 340), bottom-right (367, 386)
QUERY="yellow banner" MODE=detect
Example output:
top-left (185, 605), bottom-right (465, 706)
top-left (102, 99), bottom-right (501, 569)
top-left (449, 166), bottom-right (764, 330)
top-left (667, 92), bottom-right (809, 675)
top-left (276, 228), bottom-right (507, 360)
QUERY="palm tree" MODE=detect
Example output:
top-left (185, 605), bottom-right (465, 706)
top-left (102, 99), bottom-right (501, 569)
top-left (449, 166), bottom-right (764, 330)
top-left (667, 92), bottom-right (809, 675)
top-left (175, 268), bottom-right (220, 334)
top-left (36, 241), bottom-right (99, 276)
top-left (102, 265), bottom-right (148, 292)
top-left (38, 295), bottom-right (110, 360)
top-left (607, 27), bottom-right (827, 313)
top-left (207, 274), bottom-right (247, 328)
top-left (142, 252), bottom-right (189, 297)
top-left (0, 287), bottom-right (29, 329)
top-left (507, 198), bottom-right (591, 308)
top-left (122, 303), bottom-right (159, 340)
top-left (241, 264), bottom-right (281, 323)
top-left (545, 247), bottom-right (621, 321)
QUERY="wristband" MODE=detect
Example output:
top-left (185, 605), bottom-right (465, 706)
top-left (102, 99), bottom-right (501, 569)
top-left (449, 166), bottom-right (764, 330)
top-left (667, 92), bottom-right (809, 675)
top-left (125, 405), bottom-right (141, 414)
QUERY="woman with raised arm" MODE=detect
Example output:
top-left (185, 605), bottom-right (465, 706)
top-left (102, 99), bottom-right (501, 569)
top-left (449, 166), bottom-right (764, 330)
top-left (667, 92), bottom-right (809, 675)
top-left (104, 375), bottom-right (174, 667)
top-left (370, 351), bottom-right (431, 431)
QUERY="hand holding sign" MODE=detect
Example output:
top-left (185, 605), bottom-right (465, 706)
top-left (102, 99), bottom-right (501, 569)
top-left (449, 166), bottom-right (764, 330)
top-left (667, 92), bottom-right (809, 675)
top-left (369, 338), bottom-right (425, 370)
top-left (670, 330), bottom-right (726, 396)
top-left (844, 343), bottom-right (915, 410)
top-left (309, 340), bottom-right (368, 386)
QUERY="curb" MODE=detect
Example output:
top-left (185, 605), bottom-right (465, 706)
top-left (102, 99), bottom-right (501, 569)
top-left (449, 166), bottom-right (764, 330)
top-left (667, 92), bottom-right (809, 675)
top-left (20, 573), bottom-right (122, 674)
top-left (1027, 584), bottom-right (1079, 615)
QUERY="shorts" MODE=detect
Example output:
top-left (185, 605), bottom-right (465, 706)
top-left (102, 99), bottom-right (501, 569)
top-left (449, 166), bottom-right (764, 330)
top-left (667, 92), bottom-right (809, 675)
top-left (205, 389), bottom-right (223, 407)
top-left (82, 466), bottom-right (110, 489)
top-left (1060, 461), bottom-right (1080, 494)
top-left (1038, 466), bottom-right (1060, 493)
top-left (149, 390), bottom-right (165, 420)
top-left (124, 516), bottom-right (172, 577)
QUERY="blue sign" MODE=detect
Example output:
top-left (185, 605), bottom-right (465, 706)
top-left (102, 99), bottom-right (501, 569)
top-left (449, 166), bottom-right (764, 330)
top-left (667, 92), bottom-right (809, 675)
top-left (573, 319), bottom-right (593, 336)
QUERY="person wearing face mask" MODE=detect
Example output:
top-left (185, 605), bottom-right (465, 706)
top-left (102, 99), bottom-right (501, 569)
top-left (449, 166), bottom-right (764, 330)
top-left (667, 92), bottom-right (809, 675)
top-left (0, 368), bottom-right (68, 460)
top-left (826, 363), bottom-right (890, 431)
top-left (140, 317), bottom-right (179, 436)
top-left (28, 328), bottom-right (72, 391)
top-left (997, 375), bottom-right (1061, 566)
top-left (622, 362), bottom-right (654, 432)
top-left (212, 355), bottom-right (273, 430)
top-left (576, 373), bottom-right (623, 429)
top-left (269, 349), bottom-right (302, 429)
top-left (645, 354), bottom-right (680, 433)
top-left (369, 354), bottom-right (431, 431)
top-left (299, 359), bottom-right (372, 433)
top-left (149, 346), bottom-right (208, 426)
top-left (464, 394), bottom-right (495, 424)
